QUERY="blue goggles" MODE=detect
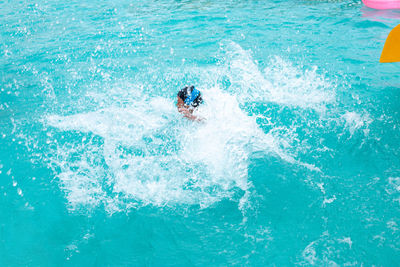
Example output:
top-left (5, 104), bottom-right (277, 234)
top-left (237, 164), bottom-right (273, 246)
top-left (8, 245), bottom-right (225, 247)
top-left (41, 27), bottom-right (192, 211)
top-left (184, 88), bottom-right (200, 105)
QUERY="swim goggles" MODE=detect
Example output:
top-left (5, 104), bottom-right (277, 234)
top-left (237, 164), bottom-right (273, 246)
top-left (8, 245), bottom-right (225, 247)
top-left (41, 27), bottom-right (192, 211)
top-left (184, 87), bottom-right (200, 106)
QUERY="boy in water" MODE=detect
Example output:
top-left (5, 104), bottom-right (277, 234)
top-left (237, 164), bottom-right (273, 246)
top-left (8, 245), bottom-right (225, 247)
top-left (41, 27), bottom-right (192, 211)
top-left (176, 85), bottom-right (204, 121)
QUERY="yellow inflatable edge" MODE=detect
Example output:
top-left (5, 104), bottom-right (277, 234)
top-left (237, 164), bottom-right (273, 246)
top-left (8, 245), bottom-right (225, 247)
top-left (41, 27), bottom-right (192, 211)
top-left (380, 24), bottom-right (400, 63)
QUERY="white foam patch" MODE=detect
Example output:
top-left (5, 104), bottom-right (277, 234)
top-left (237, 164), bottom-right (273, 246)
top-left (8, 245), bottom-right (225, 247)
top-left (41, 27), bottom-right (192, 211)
top-left (222, 42), bottom-right (335, 111)
top-left (342, 111), bottom-right (372, 136)
top-left (44, 42), bottom-right (334, 213)
top-left (46, 86), bottom-right (298, 212)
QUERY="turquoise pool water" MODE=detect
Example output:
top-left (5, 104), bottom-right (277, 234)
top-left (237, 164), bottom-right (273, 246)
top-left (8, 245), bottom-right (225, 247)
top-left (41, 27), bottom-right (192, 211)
top-left (1, 0), bottom-right (400, 265)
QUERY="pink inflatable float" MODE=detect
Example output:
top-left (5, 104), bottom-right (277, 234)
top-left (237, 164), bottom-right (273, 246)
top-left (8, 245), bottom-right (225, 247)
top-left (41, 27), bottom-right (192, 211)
top-left (362, 0), bottom-right (400, 9)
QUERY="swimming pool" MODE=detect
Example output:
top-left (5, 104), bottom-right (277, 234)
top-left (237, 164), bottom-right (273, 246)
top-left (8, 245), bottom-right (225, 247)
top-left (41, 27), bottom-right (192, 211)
top-left (1, 0), bottom-right (400, 265)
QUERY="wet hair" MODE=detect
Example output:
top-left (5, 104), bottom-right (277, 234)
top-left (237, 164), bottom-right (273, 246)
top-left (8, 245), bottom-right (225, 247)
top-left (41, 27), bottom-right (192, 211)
top-left (177, 85), bottom-right (203, 108)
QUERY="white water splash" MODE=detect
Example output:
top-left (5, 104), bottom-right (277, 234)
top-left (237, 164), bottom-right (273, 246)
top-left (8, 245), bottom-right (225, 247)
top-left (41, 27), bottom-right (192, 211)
top-left (342, 111), bottom-right (372, 136)
top-left (46, 86), bottom-right (293, 213)
top-left (222, 42), bottom-right (335, 111)
top-left (45, 42), bottom-right (334, 213)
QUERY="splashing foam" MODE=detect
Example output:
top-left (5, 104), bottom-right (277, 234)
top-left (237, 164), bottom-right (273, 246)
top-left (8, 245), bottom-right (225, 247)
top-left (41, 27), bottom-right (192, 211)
top-left (47, 89), bottom-right (289, 213)
top-left (45, 42), bottom-right (333, 213)
top-left (342, 111), bottom-right (372, 136)
top-left (223, 42), bottom-right (335, 111)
